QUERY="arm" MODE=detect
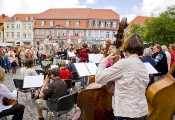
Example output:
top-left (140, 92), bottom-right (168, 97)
top-left (95, 57), bottom-right (123, 84)
top-left (69, 71), bottom-right (73, 79)
top-left (39, 75), bottom-right (50, 98)
top-left (154, 54), bottom-right (163, 65)
top-left (0, 84), bottom-right (17, 100)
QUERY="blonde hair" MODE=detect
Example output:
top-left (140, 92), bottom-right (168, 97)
top-left (0, 67), bottom-right (5, 83)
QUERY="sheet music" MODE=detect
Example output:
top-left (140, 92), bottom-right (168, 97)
top-left (23, 75), bottom-right (44, 88)
top-left (89, 54), bottom-right (103, 63)
top-left (67, 52), bottom-right (76, 57)
top-left (85, 63), bottom-right (97, 75)
top-left (51, 65), bottom-right (58, 69)
top-left (144, 62), bottom-right (158, 74)
top-left (74, 63), bottom-right (90, 77)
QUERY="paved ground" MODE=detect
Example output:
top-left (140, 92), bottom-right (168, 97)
top-left (4, 65), bottom-right (175, 120)
top-left (4, 65), bottom-right (81, 120)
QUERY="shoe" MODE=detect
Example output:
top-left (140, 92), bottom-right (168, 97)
top-left (36, 117), bottom-right (44, 120)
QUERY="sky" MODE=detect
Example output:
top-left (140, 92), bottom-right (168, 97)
top-left (0, 0), bottom-right (175, 22)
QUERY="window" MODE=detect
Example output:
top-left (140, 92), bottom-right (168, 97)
top-left (28, 33), bottom-right (31, 38)
top-left (74, 30), bottom-right (79, 36)
top-left (28, 24), bottom-right (31, 29)
top-left (106, 31), bottom-right (110, 38)
top-left (41, 21), bottom-right (45, 26)
top-left (66, 20), bottom-right (69, 27)
top-left (35, 29), bottom-right (39, 35)
top-left (80, 30), bottom-right (84, 36)
top-left (46, 30), bottom-right (49, 35)
top-left (94, 31), bottom-right (98, 37)
top-left (17, 24), bottom-right (20, 29)
top-left (113, 22), bottom-right (117, 28)
top-left (69, 30), bottom-right (73, 36)
top-left (112, 31), bottom-right (116, 38)
top-left (95, 20), bottom-right (99, 27)
top-left (41, 29), bottom-right (44, 35)
top-left (100, 31), bottom-right (105, 37)
top-left (23, 24), bottom-right (26, 29)
top-left (12, 24), bottom-right (14, 29)
top-left (23, 33), bottom-right (26, 38)
top-left (17, 32), bottom-right (20, 38)
top-left (57, 30), bottom-right (61, 36)
top-left (7, 32), bottom-right (9, 38)
top-left (62, 30), bottom-right (66, 36)
top-left (51, 30), bottom-right (54, 36)
top-left (101, 21), bottom-right (105, 28)
top-left (89, 20), bottom-right (93, 27)
top-left (88, 31), bottom-right (92, 36)
top-left (75, 20), bottom-right (79, 27)
top-left (7, 24), bottom-right (9, 29)
top-left (11, 32), bottom-right (14, 38)
top-left (50, 20), bottom-right (54, 26)
top-left (0, 32), bottom-right (1, 38)
top-left (106, 21), bottom-right (111, 28)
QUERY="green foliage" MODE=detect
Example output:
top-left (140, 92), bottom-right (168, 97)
top-left (127, 5), bottom-right (175, 46)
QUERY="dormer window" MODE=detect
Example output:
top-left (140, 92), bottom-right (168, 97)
top-left (31, 17), bottom-right (33, 20)
top-left (89, 20), bottom-right (93, 27)
top-left (75, 20), bottom-right (79, 27)
top-left (101, 21), bottom-right (105, 28)
top-left (26, 17), bottom-right (28, 20)
top-left (95, 20), bottom-right (99, 27)
top-left (106, 21), bottom-right (111, 28)
top-left (113, 21), bottom-right (117, 28)
top-left (66, 20), bottom-right (69, 27)
top-left (41, 20), bottom-right (45, 26)
top-left (50, 20), bottom-right (54, 26)
top-left (14, 17), bottom-right (17, 20)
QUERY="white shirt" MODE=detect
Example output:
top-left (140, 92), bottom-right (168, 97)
top-left (0, 84), bottom-right (17, 113)
top-left (165, 51), bottom-right (171, 70)
top-left (20, 67), bottom-right (38, 79)
top-left (95, 54), bottom-right (149, 118)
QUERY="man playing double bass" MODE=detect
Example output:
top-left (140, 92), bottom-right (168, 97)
top-left (95, 34), bottom-right (149, 120)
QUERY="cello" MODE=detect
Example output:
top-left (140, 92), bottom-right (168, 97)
top-left (73, 17), bottom-right (128, 120)
top-left (146, 63), bottom-right (175, 120)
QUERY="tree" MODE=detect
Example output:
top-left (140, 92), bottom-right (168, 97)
top-left (144, 5), bottom-right (175, 46)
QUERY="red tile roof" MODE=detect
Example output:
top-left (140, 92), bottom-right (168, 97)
top-left (0, 15), bottom-right (9, 30)
top-left (36, 8), bottom-right (119, 20)
top-left (128, 16), bottom-right (151, 31)
top-left (4, 14), bottom-right (39, 22)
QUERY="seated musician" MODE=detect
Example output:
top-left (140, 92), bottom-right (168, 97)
top-left (58, 61), bottom-right (73, 79)
top-left (0, 67), bottom-right (25, 120)
top-left (95, 34), bottom-right (149, 120)
top-left (41, 54), bottom-right (52, 73)
top-left (35, 68), bottom-right (67, 120)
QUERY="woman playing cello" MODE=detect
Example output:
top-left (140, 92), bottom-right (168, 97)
top-left (95, 34), bottom-right (149, 120)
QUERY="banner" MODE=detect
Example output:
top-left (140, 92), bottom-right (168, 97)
top-left (78, 34), bottom-right (82, 43)
top-left (67, 34), bottom-right (71, 43)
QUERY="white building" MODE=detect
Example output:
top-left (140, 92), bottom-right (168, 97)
top-left (4, 14), bottom-right (38, 46)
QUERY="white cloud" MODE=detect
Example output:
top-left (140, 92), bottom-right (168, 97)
top-left (85, 0), bottom-right (97, 4)
top-left (0, 0), bottom-right (86, 17)
top-left (104, 6), bottom-right (118, 11)
top-left (123, 0), bottom-right (175, 22)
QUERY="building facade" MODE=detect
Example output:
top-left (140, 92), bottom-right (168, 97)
top-left (0, 14), bottom-right (9, 43)
top-left (4, 14), bottom-right (38, 46)
top-left (34, 8), bottom-right (120, 45)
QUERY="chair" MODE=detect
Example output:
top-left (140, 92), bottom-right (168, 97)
top-left (35, 70), bottom-right (46, 79)
top-left (48, 92), bottom-right (78, 120)
top-left (13, 79), bottom-right (30, 100)
top-left (64, 79), bottom-right (72, 94)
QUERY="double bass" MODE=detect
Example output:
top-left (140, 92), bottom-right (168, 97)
top-left (146, 63), bottom-right (175, 120)
top-left (73, 17), bottom-right (128, 120)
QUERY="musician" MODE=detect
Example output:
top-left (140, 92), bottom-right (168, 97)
top-left (43, 35), bottom-right (52, 55)
top-left (35, 68), bottom-right (67, 120)
top-left (0, 67), bottom-right (25, 120)
top-left (79, 43), bottom-right (90, 62)
top-left (58, 61), bottom-right (73, 79)
top-left (95, 34), bottom-right (149, 120)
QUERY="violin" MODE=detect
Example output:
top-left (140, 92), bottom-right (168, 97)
top-left (3, 97), bottom-right (18, 106)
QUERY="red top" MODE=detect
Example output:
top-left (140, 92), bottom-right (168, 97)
top-left (170, 50), bottom-right (175, 68)
top-left (60, 69), bottom-right (73, 80)
top-left (80, 48), bottom-right (90, 62)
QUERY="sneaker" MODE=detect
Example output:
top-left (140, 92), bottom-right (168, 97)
top-left (36, 117), bottom-right (44, 120)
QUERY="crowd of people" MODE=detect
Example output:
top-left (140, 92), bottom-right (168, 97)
top-left (0, 34), bottom-right (175, 120)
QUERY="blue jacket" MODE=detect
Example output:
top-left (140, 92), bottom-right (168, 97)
top-left (4, 57), bottom-right (8, 64)
top-left (140, 56), bottom-right (156, 67)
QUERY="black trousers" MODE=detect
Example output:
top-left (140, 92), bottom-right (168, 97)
top-left (0, 104), bottom-right (25, 120)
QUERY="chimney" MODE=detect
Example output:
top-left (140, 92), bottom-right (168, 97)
top-left (2, 14), bottom-right (5, 19)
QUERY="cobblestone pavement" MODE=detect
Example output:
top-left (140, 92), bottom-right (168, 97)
top-left (4, 65), bottom-right (175, 120)
top-left (4, 65), bottom-right (81, 120)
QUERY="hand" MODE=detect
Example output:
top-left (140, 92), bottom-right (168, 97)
top-left (45, 75), bottom-right (50, 83)
top-left (107, 52), bottom-right (119, 61)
